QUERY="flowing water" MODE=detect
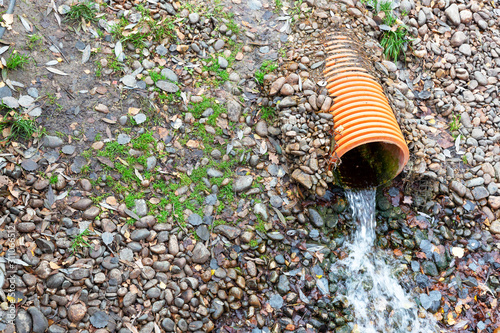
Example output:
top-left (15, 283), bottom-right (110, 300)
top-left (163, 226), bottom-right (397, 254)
top-left (332, 189), bottom-right (440, 333)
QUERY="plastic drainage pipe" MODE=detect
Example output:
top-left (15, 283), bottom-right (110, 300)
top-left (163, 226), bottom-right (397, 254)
top-left (0, 0), bottom-right (17, 39)
top-left (323, 33), bottom-right (410, 189)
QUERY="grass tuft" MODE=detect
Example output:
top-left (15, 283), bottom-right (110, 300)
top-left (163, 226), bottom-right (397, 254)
top-left (255, 60), bottom-right (278, 85)
top-left (0, 111), bottom-right (39, 140)
top-left (6, 53), bottom-right (30, 70)
top-left (65, 2), bottom-right (98, 23)
top-left (380, 27), bottom-right (410, 63)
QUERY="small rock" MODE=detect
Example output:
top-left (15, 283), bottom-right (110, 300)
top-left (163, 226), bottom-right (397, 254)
top-left (218, 56), bottom-right (228, 69)
top-left (43, 136), bottom-right (64, 148)
top-left (28, 307), bottom-right (48, 333)
top-left (95, 104), bottom-right (109, 113)
top-left (156, 81), bottom-right (179, 93)
top-left (2, 96), bottom-right (19, 108)
top-left (308, 208), bottom-right (324, 227)
top-left (68, 304), bottom-right (87, 323)
top-left (490, 220), bottom-right (500, 234)
top-left (233, 175), bottom-right (253, 192)
top-left (255, 121), bottom-right (268, 137)
top-left (445, 4), bottom-right (460, 26)
top-left (227, 100), bottom-right (241, 122)
top-left (214, 39), bottom-right (225, 51)
top-left (161, 68), bottom-right (178, 82)
top-left (214, 225), bottom-right (241, 239)
top-left (192, 242), bottom-right (210, 263)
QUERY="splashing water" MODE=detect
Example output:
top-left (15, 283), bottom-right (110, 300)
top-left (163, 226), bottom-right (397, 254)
top-left (332, 189), bottom-right (440, 333)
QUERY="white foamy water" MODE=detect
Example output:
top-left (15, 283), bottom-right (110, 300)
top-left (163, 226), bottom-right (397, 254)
top-left (332, 189), bottom-right (440, 333)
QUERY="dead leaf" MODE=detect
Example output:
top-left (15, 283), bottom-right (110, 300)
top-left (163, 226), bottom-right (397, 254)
top-left (128, 107), bottom-right (140, 116)
top-left (1, 14), bottom-right (14, 29)
top-left (106, 196), bottom-right (117, 206)
top-left (403, 196), bottom-right (413, 205)
top-left (134, 168), bottom-right (143, 181)
top-left (46, 67), bottom-right (69, 76)
top-left (393, 248), bottom-right (403, 256)
top-left (269, 152), bottom-right (279, 164)
top-left (124, 323), bottom-right (139, 333)
top-left (49, 262), bottom-right (61, 269)
top-left (186, 140), bottom-right (200, 148)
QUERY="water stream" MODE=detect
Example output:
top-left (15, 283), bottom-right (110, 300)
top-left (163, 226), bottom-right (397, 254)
top-left (332, 189), bottom-right (440, 333)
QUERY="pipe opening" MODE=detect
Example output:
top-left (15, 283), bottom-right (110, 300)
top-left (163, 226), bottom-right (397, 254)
top-left (334, 141), bottom-right (404, 188)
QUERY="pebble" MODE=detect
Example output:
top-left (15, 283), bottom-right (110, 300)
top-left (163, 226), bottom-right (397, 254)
top-left (233, 175), bottom-right (253, 192)
top-left (43, 136), bottom-right (64, 148)
top-left (156, 80), bottom-right (179, 93)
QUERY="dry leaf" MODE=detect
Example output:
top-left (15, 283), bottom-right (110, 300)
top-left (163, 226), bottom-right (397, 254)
top-left (134, 168), bottom-right (143, 181)
top-left (128, 107), bottom-right (140, 116)
top-left (269, 152), bottom-right (279, 164)
top-left (1, 14), bottom-right (14, 29)
top-left (186, 140), bottom-right (200, 148)
top-left (49, 262), bottom-right (61, 269)
top-left (46, 67), bottom-right (69, 76)
top-left (106, 196), bottom-right (117, 206)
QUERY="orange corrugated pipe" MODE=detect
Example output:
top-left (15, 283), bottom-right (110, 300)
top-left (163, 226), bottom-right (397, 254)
top-left (322, 32), bottom-right (409, 188)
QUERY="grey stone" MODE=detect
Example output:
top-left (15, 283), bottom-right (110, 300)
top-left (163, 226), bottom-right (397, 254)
top-left (35, 239), bottom-right (55, 254)
top-left (146, 156), bottom-right (157, 171)
top-left (133, 199), bottom-right (148, 217)
top-left (43, 135), bottom-right (64, 148)
top-left (459, 44), bottom-right (471, 56)
top-left (0, 86), bottom-right (12, 98)
top-left (188, 213), bottom-right (203, 226)
top-left (490, 220), bottom-right (500, 234)
top-left (189, 12), bottom-right (200, 24)
top-left (62, 145), bottom-right (75, 155)
top-left (28, 307), bottom-right (48, 333)
top-left (214, 39), bottom-right (225, 51)
top-left (162, 318), bottom-right (175, 332)
top-left (15, 309), bottom-right (32, 333)
top-left (117, 134), bottom-right (131, 144)
top-left (28, 107), bottom-right (42, 117)
top-left (2, 96), bottom-right (19, 108)
top-left (133, 113), bottom-right (147, 124)
top-left (121, 75), bottom-right (137, 88)
top-left (130, 229), bottom-right (151, 241)
top-left (233, 175), bottom-right (253, 192)
top-left (156, 44), bottom-right (168, 56)
top-left (472, 186), bottom-right (489, 200)
top-left (207, 168), bottom-right (223, 178)
top-left (46, 273), bottom-right (65, 289)
top-left (161, 68), bottom-right (178, 82)
top-left (268, 294), bottom-right (283, 309)
top-left (308, 208), bottom-right (324, 227)
top-left (450, 180), bottom-right (466, 197)
top-left (227, 100), bottom-right (241, 122)
top-left (192, 242), bottom-right (210, 263)
top-left (156, 80), bottom-right (179, 93)
top-left (196, 225), bottom-right (210, 241)
top-left (214, 225), bottom-right (241, 239)
top-left (400, 0), bottom-right (412, 12)
top-left (120, 248), bottom-right (134, 262)
top-left (445, 4), bottom-right (460, 26)
top-left (279, 96), bottom-right (297, 108)
top-left (465, 178), bottom-right (484, 188)
top-left (255, 120), bottom-right (268, 137)
top-left (169, 235), bottom-right (179, 255)
top-left (254, 203), bottom-right (268, 220)
top-left (450, 31), bottom-right (467, 47)
top-left (18, 95), bottom-right (35, 108)
top-left (422, 261), bottom-right (439, 276)
top-left (48, 324), bottom-right (66, 333)
top-left (218, 56), bottom-right (228, 69)
top-left (474, 71), bottom-right (488, 86)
